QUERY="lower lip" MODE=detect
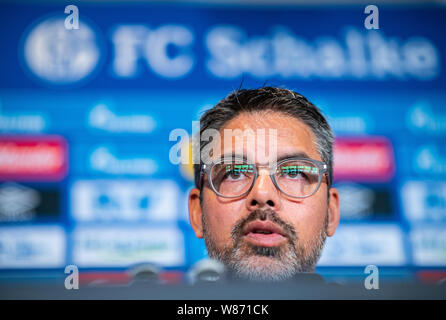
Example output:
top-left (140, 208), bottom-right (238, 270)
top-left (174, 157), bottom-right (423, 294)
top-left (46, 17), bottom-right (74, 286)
top-left (244, 232), bottom-right (286, 247)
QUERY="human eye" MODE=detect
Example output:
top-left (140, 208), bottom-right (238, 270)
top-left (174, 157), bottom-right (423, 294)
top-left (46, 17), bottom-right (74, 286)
top-left (279, 165), bottom-right (308, 180)
top-left (223, 164), bottom-right (253, 181)
top-left (278, 163), bottom-right (319, 183)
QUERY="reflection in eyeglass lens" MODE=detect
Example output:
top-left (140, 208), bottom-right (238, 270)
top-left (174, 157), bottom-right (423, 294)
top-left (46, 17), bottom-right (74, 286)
top-left (276, 161), bottom-right (320, 197)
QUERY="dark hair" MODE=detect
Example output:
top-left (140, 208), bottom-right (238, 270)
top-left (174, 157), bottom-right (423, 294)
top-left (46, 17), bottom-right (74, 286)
top-left (194, 86), bottom-right (334, 193)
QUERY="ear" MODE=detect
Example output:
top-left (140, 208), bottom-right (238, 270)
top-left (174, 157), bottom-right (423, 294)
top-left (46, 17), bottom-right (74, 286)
top-left (188, 188), bottom-right (204, 238)
top-left (326, 187), bottom-right (340, 237)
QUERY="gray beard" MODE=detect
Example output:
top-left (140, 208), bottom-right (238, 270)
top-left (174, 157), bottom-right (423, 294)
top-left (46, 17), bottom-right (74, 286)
top-left (202, 208), bottom-right (328, 282)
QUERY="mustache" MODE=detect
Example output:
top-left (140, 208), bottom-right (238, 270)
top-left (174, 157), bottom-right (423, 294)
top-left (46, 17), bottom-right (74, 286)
top-left (231, 208), bottom-right (297, 243)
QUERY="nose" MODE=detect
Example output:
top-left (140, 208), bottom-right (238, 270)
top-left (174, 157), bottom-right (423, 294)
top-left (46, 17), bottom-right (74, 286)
top-left (245, 169), bottom-right (282, 213)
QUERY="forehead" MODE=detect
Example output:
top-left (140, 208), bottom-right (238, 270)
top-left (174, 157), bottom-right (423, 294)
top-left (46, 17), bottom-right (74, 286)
top-left (218, 111), bottom-right (321, 162)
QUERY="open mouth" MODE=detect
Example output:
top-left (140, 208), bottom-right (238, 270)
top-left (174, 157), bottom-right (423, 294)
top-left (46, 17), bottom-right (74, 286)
top-left (243, 220), bottom-right (287, 247)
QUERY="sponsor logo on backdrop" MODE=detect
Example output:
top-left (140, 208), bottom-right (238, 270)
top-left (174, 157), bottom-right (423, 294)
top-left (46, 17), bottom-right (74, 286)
top-left (179, 141), bottom-right (195, 182)
top-left (0, 225), bottom-right (65, 268)
top-left (336, 182), bottom-right (393, 220)
top-left (0, 104), bottom-right (47, 133)
top-left (407, 101), bottom-right (446, 135)
top-left (22, 13), bottom-right (441, 85)
top-left (0, 136), bottom-right (68, 181)
top-left (71, 179), bottom-right (180, 221)
top-left (327, 114), bottom-right (372, 135)
top-left (89, 146), bottom-right (157, 175)
top-left (401, 181), bottom-right (446, 223)
top-left (205, 26), bottom-right (439, 80)
top-left (333, 137), bottom-right (395, 182)
top-left (111, 24), bottom-right (195, 79)
top-left (318, 224), bottom-right (406, 266)
top-left (0, 183), bottom-right (39, 221)
top-left (0, 182), bottom-right (61, 222)
top-left (88, 103), bottom-right (156, 134)
top-left (414, 144), bottom-right (446, 176)
top-left (410, 226), bottom-right (446, 266)
top-left (72, 226), bottom-right (185, 267)
top-left (23, 16), bottom-right (100, 85)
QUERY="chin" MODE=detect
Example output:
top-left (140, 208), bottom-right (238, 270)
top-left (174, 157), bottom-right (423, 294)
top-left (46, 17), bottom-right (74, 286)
top-left (229, 250), bottom-right (299, 282)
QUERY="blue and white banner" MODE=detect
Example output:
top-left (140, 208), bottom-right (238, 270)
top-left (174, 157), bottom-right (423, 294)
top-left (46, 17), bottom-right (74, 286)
top-left (1, 4), bottom-right (444, 89)
top-left (71, 225), bottom-right (185, 267)
top-left (71, 179), bottom-right (181, 222)
top-left (0, 225), bottom-right (66, 268)
top-left (318, 224), bottom-right (407, 266)
top-left (0, 2), bottom-right (445, 271)
top-left (410, 226), bottom-right (446, 266)
top-left (400, 180), bottom-right (446, 224)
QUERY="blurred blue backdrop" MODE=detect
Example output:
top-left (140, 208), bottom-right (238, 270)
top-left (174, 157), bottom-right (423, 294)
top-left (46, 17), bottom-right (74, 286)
top-left (0, 0), bottom-right (445, 284)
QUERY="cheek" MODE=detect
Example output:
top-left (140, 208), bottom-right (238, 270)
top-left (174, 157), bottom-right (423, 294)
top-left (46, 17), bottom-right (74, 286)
top-left (203, 197), bottom-right (244, 244)
top-left (283, 196), bottom-right (327, 240)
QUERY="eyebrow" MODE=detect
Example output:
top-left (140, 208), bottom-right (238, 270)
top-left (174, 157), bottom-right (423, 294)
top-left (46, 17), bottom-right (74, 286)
top-left (219, 151), bottom-right (312, 162)
top-left (277, 151), bottom-right (312, 161)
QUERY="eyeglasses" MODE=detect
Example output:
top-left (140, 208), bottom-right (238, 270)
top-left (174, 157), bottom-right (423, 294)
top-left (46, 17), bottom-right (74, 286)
top-left (199, 157), bottom-right (329, 199)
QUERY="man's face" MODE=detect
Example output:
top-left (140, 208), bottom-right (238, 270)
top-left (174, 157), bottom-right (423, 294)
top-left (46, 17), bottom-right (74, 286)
top-left (189, 111), bottom-right (340, 281)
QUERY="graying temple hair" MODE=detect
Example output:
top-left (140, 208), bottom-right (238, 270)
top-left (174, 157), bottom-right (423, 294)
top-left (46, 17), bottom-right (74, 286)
top-left (193, 87), bottom-right (334, 192)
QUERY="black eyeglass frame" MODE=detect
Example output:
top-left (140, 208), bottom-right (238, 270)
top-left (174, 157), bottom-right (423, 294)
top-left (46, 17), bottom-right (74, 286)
top-left (198, 157), bottom-right (330, 199)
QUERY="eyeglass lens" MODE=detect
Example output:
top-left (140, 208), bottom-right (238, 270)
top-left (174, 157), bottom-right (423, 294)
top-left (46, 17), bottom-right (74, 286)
top-left (209, 159), bottom-right (321, 198)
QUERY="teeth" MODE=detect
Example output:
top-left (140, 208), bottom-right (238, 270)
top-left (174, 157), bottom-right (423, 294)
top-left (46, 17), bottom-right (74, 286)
top-left (254, 230), bottom-right (272, 234)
